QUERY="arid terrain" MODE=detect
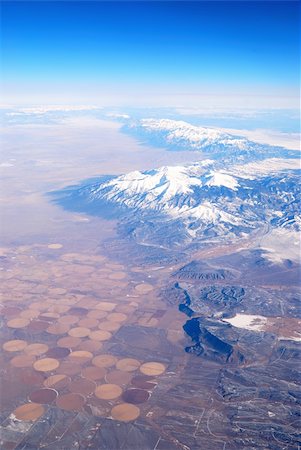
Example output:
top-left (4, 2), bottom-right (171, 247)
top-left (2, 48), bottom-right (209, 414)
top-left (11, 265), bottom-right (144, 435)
top-left (1, 113), bottom-right (300, 449)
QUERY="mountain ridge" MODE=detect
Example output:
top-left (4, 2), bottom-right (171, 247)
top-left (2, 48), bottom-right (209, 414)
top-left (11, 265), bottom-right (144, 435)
top-left (124, 118), bottom-right (297, 163)
top-left (76, 161), bottom-right (300, 248)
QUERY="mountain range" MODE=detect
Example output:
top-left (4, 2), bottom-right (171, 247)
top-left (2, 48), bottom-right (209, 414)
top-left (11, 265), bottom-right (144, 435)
top-left (76, 160), bottom-right (300, 249)
top-left (54, 118), bottom-right (300, 251)
top-left (125, 118), bottom-right (297, 163)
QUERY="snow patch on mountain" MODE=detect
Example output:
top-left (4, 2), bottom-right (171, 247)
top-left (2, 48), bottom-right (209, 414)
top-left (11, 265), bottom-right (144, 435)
top-left (182, 202), bottom-right (243, 225)
top-left (205, 171), bottom-right (239, 190)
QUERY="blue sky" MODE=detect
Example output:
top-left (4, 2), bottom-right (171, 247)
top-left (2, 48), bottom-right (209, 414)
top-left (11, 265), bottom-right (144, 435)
top-left (1, 1), bottom-right (300, 108)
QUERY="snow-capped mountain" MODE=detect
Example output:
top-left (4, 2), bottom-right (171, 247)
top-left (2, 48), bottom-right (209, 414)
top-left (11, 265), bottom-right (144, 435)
top-left (135, 118), bottom-right (251, 150)
top-left (76, 161), bottom-right (300, 248)
top-left (125, 118), bottom-right (295, 162)
top-left (54, 117), bottom-right (299, 249)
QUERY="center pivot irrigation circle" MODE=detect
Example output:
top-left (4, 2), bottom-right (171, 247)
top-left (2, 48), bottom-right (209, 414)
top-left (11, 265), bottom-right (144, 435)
top-left (111, 403), bottom-right (140, 422)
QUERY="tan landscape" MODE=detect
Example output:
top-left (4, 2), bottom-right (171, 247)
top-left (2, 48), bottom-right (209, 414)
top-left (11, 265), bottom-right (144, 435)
top-left (1, 117), bottom-right (300, 450)
top-left (0, 119), bottom-right (204, 448)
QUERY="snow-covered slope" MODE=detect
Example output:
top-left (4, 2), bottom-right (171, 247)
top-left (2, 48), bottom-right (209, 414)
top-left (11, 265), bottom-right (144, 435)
top-left (77, 161), bottom-right (300, 247)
